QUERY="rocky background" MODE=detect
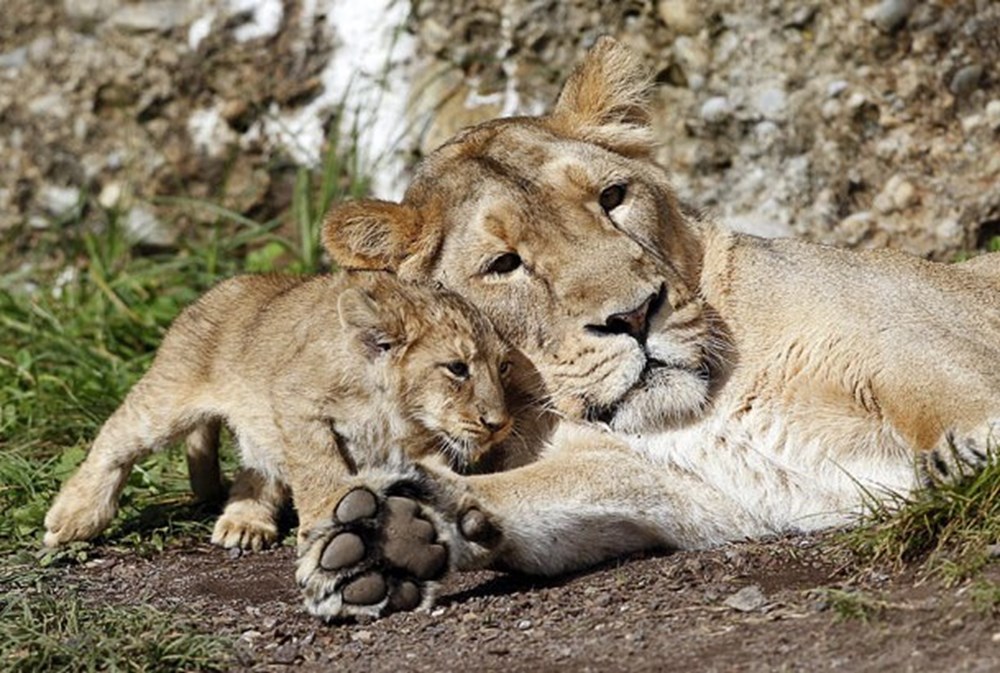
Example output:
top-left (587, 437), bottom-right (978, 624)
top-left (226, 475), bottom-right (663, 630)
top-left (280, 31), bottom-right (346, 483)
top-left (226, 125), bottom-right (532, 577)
top-left (1, 0), bottom-right (998, 266)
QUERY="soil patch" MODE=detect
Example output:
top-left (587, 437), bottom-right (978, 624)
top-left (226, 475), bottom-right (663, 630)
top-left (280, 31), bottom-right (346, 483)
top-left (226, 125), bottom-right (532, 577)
top-left (59, 535), bottom-right (1000, 671)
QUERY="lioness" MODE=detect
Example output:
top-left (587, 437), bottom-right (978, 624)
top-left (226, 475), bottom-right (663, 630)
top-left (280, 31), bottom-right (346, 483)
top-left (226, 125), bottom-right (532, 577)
top-left (44, 271), bottom-right (517, 611)
top-left (291, 37), bottom-right (1000, 619)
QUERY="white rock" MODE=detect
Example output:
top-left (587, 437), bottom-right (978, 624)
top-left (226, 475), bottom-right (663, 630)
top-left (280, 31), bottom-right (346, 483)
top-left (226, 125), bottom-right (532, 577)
top-left (108, 0), bottom-right (196, 33)
top-left (753, 86), bottom-right (787, 120)
top-left (0, 47), bottom-right (27, 70)
top-left (724, 585), bottom-right (767, 612)
top-left (673, 36), bottom-right (709, 80)
top-left (38, 185), bottom-right (81, 215)
top-left (840, 211), bottom-right (875, 245)
top-left (657, 0), bottom-right (702, 35)
top-left (700, 96), bottom-right (732, 124)
top-left (98, 181), bottom-right (125, 210)
top-left (826, 80), bottom-right (849, 98)
top-left (125, 205), bottom-right (174, 247)
top-left (986, 100), bottom-right (1000, 131)
top-left (863, 0), bottom-right (915, 33)
top-left (64, 0), bottom-right (122, 23)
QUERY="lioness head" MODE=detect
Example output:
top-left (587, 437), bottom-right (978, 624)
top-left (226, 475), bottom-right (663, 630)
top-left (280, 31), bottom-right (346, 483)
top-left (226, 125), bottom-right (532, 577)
top-left (338, 272), bottom-right (514, 466)
top-left (325, 39), bottom-right (722, 434)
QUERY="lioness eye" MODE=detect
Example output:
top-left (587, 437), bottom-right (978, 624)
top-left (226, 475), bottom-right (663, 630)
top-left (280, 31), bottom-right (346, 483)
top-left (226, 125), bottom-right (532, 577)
top-left (485, 253), bottom-right (522, 275)
top-left (444, 361), bottom-right (470, 379)
top-left (499, 361), bottom-right (512, 376)
top-left (599, 183), bottom-right (627, 213)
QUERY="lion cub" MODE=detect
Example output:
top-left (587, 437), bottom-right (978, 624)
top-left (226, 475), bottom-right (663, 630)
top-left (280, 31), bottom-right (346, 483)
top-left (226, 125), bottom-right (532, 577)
top-left (44, 271), bottom-right (513, 549)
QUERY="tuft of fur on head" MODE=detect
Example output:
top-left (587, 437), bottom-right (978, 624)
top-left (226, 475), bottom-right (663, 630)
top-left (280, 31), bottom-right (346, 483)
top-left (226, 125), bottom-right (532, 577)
top-left (546, 36), bottom-right (656, 158)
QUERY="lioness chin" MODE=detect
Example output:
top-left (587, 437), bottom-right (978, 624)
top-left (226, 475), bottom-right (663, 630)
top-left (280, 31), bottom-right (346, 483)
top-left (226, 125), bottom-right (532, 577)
top-left (300, 36), bottom-right (1000, 619)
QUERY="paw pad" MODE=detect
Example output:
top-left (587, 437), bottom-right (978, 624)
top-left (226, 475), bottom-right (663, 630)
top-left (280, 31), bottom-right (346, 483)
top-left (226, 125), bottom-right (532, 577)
top-left (297, 485), bottom-right (452, 619)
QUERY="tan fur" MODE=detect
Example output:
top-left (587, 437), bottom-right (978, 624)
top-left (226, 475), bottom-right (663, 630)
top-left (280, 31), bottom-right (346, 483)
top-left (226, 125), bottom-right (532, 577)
top-left (43, 271), bottom-right (514, 549)
top-left (320, 37), bottom-right (1000, 579)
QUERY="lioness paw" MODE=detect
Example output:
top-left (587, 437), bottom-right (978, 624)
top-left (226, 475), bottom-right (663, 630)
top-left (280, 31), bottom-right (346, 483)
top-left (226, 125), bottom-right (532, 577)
top-left (921, 421), bottom-right (999, 486)
top-left (296, 486), bottom-right (453, 620)
top-left (211, 501), bottom-right (280, 551)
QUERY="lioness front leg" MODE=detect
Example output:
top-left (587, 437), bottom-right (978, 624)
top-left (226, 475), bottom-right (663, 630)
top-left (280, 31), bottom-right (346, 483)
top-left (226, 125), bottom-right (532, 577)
top-left (920, 419), bottom-right (1000, 485)
top-left (292, 462), bottom-right (501, 620)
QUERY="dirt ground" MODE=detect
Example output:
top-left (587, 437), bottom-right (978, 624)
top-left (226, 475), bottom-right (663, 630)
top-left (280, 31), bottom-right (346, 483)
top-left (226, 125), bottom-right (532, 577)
top-left (57, 534), bottom-right (1000, 672)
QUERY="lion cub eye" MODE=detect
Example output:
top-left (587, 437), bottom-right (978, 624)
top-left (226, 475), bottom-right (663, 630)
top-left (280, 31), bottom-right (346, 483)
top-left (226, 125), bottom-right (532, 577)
top-left (599, 183), bottom-right (627, 213)
top-left (484, 253), bottom-right (522, 275)
top-left (444, 361), bottom-right (470, 379)
top-left (499, 361), bottom-right (512, 377)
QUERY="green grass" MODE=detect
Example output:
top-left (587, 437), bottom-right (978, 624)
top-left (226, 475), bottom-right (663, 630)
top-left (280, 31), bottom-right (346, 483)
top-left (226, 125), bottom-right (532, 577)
top-left (0, 135), bottom-right (368, 670)
top-left (845, 458), bottom-right (1000, 585)
top-left (818, 588), bottom-right (889, 623)
top-left (1, 581), bottom-right (232, 672)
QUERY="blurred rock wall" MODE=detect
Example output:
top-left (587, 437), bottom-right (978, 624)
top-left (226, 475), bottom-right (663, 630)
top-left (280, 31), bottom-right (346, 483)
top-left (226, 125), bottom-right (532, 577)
top-left (1, 0), bottom-right (997, 259)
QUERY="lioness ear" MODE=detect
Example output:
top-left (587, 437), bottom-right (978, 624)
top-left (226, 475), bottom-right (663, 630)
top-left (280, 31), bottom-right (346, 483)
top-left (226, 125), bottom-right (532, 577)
top-left (338, 286), bottom-right (403, 358)
top-left (323, 199), bottom-right (422, 271)
top-left (548, 36), bottom-right (655, 157)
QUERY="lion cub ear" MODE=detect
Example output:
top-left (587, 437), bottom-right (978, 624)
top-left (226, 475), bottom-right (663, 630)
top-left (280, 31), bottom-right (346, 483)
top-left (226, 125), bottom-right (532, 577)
top-left (323, 199), bottom-right (422, 271)
top-left (338, 286), bottom-right (405, 360)
top-left (548, 36), bottom-right (654, 157)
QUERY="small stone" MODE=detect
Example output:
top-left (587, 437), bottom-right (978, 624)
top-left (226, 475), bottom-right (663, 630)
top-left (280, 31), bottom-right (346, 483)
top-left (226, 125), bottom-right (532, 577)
top-left (985, 101), bottom-right (1000, 131)
top-left (891, 178), bottom-right (916, 210)
top-left (827, 80), bottom-right (849, 98)
top-left (986, 543), bottom-right (1000, 558)
top-left (351, 629), bottom-right (374, 643)
top-left (98, 181), bottom-right (125, 210)
top-left (724, 584), bottom-right (767, 612)
top-left (125, 204), bottom-right (175, 247)
top-left (700, 96), bottom-right (732, 124)
top-left (753, 86), bottom-right (788, 120)
top-left (0, 47), bottom-right (27, 70)
top-left (517, 619), bottom-right (533, 630)
top-left (840, 211), bottom-right (875, 245)
top-left (108, 0), bottom-right (195, 33)
top-left (271, 643), bottom-right (297, 665)
top-left (672, 36), bottom-right (709, 80)
top-left (992, 632), bottom-right (1000, 643)
top-left (949, 64), bottom-right (983, 98)
top-left (864, 0), bottom-right (915, 33)
top-left (38, 185), bottom-right (81, 216)
top-left (657, 0), bottom-right (702, 35)
top-left (64, 0), bottom-right (122, 23)
top-left (783, 6), bottom-right (816, 30)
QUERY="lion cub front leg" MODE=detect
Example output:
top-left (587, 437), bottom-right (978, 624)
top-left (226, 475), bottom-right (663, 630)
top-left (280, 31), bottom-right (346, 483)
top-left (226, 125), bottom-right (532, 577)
top-left (44, 377), bottom-right (205, 547)
top-left (211, 467), bottom-right (289, 551)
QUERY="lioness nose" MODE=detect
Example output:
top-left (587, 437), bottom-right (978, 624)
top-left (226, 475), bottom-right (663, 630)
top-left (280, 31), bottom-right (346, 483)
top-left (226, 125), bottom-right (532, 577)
top-left (592, 291), bottom-right (660, 343)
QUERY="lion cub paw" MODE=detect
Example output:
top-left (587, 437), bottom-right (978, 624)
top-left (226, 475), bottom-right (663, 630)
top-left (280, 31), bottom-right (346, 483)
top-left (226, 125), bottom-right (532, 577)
top-left (296, 487), bottom-right (452, 620)
top-left (211, 501), bottom-right (280, 551)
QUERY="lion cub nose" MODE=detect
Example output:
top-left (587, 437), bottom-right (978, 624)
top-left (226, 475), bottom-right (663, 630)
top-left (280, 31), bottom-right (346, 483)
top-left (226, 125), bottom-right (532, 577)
top-left (479, 412), bottom-right (511, 436)
top-left (592, 291), bottom-right (659, 343)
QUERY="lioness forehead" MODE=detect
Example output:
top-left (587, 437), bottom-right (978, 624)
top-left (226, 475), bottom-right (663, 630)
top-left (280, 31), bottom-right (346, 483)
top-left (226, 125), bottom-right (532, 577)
top-left (410, 121), bottom-right (608, 208)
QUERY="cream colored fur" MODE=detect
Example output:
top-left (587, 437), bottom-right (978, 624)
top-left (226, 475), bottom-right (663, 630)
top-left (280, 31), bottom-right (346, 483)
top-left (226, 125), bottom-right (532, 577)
top-left (43, 271), bottom-right (514, 550)
top-left (320, 37), bottom-right (1000, 578)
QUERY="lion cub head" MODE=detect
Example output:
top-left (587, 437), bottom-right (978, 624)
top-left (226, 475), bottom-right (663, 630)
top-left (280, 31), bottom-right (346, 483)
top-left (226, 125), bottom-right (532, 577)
top-left (339, 272), bottom-right (514, 468)
top-left (323, 39), bottom-right (728, 434)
